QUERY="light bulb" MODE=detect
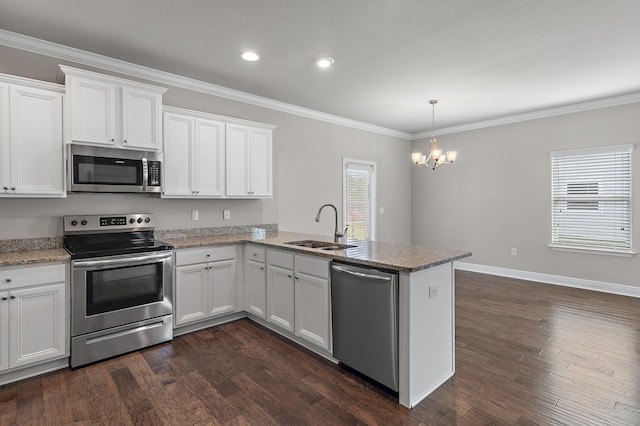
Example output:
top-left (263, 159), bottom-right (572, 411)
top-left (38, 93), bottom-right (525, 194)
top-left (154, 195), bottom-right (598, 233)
top-left (431, 149), bottom-right (442, 160)
top-left (412, 152), bottom-right (423, 163)
top-left (446, 151), bottom-right (457, 162)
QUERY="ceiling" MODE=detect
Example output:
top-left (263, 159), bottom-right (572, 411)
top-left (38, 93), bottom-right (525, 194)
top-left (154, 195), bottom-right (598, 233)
top-left (1, 0), bottom-right (639, 135)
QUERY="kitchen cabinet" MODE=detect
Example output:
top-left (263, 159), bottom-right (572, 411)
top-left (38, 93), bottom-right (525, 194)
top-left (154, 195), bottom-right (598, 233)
top-left (174, 246), bottom-right (237, 326)
top-left (0, 263), bottom-right (67, 372)
top-left (266, 250), bottom-right (295, 332)
top-left (265, 249), bottom-right (331, 350)
top-left (226, 123), bottom-right (274, 198)
top-left (60, 65), bottom-right (166, 151)
top-left (0, 75), bottom-right (64, 197)
top-left (294, 255), bottom-right (331, 351)
top-left (163, 107), bottom-right (225, 197)
top-left (244, 245), bottom-right (266, 318)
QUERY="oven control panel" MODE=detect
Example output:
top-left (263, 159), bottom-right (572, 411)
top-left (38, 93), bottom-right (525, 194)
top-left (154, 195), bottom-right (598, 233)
top-left (64, 214), bottom-right (155, 233)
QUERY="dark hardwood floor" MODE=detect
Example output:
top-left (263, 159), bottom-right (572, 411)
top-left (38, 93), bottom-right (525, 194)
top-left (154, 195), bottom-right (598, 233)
top-left (1, 270), bottom-right (639, 425)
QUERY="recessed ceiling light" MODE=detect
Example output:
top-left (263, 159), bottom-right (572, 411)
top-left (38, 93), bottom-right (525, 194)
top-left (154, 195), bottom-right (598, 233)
top-left (241, 51), bottom-right (260, 61)
top-left (316, 57), bottom-right (335, 68)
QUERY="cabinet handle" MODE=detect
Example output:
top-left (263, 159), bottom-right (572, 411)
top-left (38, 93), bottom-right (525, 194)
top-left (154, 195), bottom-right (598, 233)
top-left (111, 138), bottom-right (115, 142)
top-left (5, 278), bottom-right (11, 283)
top-left (252, 253), bottom-right (258, 257)
top-left (206, 254), bottom-right (211, 257)
top-left (11, 187), bottom-right (16, 191)
top-left (3, 186), bottom-right (7, 191)
top-left (123, 139), bottom-right (127, 144)
top-left (260, 266), bottom-right (264, 271)
top-left (10, 295), bottom-right (15, 299)
top-left (1, 297), bottom-right (7, 301)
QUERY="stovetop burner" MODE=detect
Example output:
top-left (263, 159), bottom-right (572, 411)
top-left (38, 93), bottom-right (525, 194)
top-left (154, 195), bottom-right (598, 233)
top-left (63, 214), bottom-right (173, 259)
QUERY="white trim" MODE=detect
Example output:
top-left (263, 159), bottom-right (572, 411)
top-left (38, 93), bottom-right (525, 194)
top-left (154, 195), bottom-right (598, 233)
top-left (551, 144), bottom-right (633, 158)
top-left (163, 105), bottom-right (276, 130)
top-left (454, 261), bottom-right (640, 299)
top-left (548, 244), bottom-right (635, 257)
top-left (411, 92), bottom-right (640, 140)
top-left (0, 72), bottom-right (64, 92)
top-left (0, 29), bottom-right (411, 140)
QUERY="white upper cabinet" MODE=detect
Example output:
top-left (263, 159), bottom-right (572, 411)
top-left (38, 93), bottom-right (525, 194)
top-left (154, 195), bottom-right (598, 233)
top-left (162, 107), bottom-right (225, 198)
top-left (226, 123), bottom-right (274, 198)
top-left (60, 65), bottom-right (166, 151)
top-left (0, 75), bottom-right (64, 198)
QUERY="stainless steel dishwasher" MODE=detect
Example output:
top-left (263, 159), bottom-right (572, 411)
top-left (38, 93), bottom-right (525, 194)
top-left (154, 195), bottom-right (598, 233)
top-left (330, 261), bottom-right (399, 391)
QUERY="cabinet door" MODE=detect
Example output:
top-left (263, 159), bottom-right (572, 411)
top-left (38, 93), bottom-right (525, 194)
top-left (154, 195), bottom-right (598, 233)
top-left (249, 128), bottom-right (272, 197)
top-left (246, 259), bottom-right (266, 318)
top-left (67, 76), bottom-right (117, 145)
top-left (121, 87), bottom-right (162, 150)
top-left (266, 264), bottom-right (295, 332)
top-left (163, 113), bottom-right (194, 196)
top-left (208, 259), bottom-right (236, 317)
top-left (0, 83), bottom-right (9, 193)
top-left (295, 272), bottom-right (330, 351)
top-left (0, 291), bottom-right (8, 371)
top-left (196, 118), bottom-right (225, 197)
top-left (225, 123), bottom-right (251, 197)
top-left (9, 283), bottom-right (66, 369)
top-left (175, 264), bottom-right (208, 326)
top-left (9, 85), bottom-right (64, 196)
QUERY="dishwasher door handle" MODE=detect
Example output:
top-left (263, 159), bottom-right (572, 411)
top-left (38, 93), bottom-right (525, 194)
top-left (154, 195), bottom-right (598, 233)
top-left (331, 264), bottom-right (391, 281)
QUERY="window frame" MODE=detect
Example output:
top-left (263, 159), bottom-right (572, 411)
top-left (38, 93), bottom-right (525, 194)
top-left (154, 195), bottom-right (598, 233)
top-left (549, 144), bottom-right (634, 257)
top-left (343, 158), bottom-right (377, 241)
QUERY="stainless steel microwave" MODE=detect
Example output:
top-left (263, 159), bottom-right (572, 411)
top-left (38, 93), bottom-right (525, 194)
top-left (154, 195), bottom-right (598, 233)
top-left (68, 145), bottom-right (162, 193)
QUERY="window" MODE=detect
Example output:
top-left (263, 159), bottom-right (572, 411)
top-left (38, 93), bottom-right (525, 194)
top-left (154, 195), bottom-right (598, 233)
top-left (550, 144), bottom-right (633, 255)
top-left (343, 158), bottom-right (376, 240)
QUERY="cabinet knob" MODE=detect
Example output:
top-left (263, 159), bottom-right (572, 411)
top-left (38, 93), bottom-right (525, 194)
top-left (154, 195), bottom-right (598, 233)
top-left (2, 186), bottom-right (7, 191)
top-left (288, 274), bottom-right (292, 279)
top-left (1, 297), bottom-right (7, 301)
top-left (260, 266), bottom-right (264, 271)
top-left (10, 295), bottom-right (15, 300)
top-left (123, 139), bottom-right (127, 144)
top-left (252, 253), bottom-right (258, 257)
top-left (111, 138), bottom-right (115, 142)
top-left (10, 187), bottom-right (16, 191)
top-left (5, 278), bottom-right (11, 283)
top-left (206, 254), bottom-right (211, 257)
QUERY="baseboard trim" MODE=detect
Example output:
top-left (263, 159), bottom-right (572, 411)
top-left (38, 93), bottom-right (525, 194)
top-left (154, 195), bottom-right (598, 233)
top-left (454, 262), bottom-right (640, 298)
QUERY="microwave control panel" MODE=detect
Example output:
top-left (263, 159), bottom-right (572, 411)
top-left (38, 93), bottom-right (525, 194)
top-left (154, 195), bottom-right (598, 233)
top-left (148, 161), bottom-right (161, 186)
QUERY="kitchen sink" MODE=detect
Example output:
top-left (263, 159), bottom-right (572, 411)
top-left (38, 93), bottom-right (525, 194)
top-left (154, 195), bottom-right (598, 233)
top-left (284, 240), bottom-right (357, 250)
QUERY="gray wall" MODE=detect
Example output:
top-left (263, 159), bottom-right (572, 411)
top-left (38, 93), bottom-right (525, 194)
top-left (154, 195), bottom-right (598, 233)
top-left (0, 45), bottom-right (412, 244)
top-left (411, 102), bottom-right (640, 288)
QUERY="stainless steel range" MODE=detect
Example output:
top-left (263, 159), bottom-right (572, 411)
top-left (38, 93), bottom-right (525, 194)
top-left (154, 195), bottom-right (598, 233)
top-left (64, 213), bottom-right (173, 368)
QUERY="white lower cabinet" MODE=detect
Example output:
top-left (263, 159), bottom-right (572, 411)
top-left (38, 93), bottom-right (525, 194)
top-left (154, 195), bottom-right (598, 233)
top-left (0, 263), bottom-right (67, 373)
top-left (244, 245), bottom-right (266, 318)
top-left (266, 249), bottom-right (331, 351)
top-left (174, 246), bottom-right (237, 327)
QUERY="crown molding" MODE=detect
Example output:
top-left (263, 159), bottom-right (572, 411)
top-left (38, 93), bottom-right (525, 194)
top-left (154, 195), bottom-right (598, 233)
top-left (0, 29), bottom-right (412, 140)
top-left (411, 92), bottom-right (640, 140)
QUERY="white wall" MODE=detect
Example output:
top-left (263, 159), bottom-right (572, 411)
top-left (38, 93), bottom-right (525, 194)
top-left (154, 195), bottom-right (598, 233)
top-left (411, 102), bottom-right (640, 288)
top-left (0, 46), bottom-right (412, 244)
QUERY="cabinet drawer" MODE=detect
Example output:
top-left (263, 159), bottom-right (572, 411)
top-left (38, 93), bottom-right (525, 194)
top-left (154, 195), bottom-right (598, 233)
top-left (245, 245), bottom-right (265, 263)
top-left (295, 255), bottom-right (330, 279)
top-left (267, 249), bottom-right (294, 270)
top-left (175, 245), bottom-right (236, 266)
top-left (0, 263), bottom-right (66, 289)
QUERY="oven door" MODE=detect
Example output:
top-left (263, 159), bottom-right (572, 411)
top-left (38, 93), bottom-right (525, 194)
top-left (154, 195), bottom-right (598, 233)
top-left (71, 251), bottom-right (173, 336)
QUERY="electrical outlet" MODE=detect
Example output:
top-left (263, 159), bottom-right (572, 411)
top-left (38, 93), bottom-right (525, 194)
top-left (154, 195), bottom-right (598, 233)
top-left (379, 207), bottom-right (385, 214)
top-left (511, 248), bottom-right (517, 256)
top-left (223, 209), bottom-right (231, 220)
top-left (191, 210), bottom-right (199, 221)
top-left (429, 285), bottom-right (439, 298)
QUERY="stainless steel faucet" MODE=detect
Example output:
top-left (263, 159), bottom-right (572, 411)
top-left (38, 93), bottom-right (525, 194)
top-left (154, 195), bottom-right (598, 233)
top-left (315, 203), bottom-right (349, 243)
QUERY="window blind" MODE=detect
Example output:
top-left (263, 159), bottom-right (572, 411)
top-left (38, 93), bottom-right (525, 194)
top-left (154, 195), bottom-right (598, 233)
top-left (551, 145), bottom-right (633, 253)
top-left (344, 160), bottom-right (376, 240)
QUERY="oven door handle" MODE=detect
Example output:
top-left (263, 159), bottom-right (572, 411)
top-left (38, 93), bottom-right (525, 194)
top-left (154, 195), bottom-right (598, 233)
top-left (73, 252), bottom-right (172, 269)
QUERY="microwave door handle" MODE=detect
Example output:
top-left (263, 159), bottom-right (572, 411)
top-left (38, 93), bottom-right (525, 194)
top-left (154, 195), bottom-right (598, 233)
top-left (73, 252), bottom-right (172, 269)
top-left (142, 158), bottom-right (149, 191)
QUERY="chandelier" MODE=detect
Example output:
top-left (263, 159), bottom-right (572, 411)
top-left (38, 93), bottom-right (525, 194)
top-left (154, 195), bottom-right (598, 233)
top-left (411, 100), bottom-right (457, 170)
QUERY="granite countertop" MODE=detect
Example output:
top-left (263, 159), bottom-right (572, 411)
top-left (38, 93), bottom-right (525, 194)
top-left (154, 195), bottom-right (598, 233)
top-left (0, 230), bottom-right (471, 272)
top-left (163, 231), bottom-right (471, 273)
top-left (0, 248), bottom-right (70, 267)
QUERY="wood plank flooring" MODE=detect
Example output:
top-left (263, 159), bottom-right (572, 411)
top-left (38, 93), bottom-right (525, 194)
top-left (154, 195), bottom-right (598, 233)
top-left (1, 270), bottom-right (639, 425)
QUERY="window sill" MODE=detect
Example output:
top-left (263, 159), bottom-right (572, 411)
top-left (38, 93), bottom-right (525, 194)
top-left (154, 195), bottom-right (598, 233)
top-left (548, 245), bottom-right (636, 257)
